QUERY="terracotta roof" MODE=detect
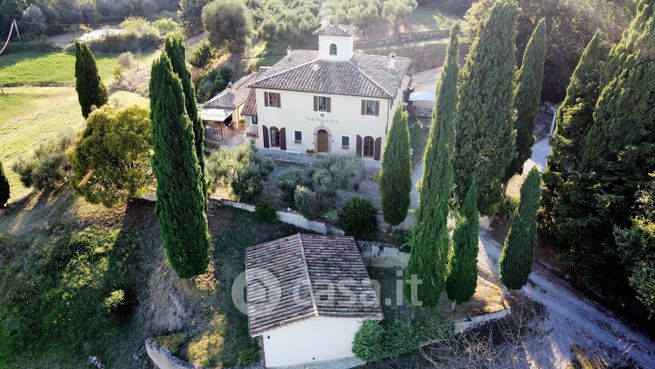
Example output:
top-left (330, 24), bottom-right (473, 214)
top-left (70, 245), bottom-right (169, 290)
top-left (250, 50), bottom-right (411, 99)
top-left (313, 23), bottom-right (358, 36)
top-left (245, 234), bottom-right (383, 337)
top-left (241, 88), bottom-right (257, 116)
top-left (409, 67), bottom-right (443, 89)
top-left (204, 69), bottom-right (266, 109)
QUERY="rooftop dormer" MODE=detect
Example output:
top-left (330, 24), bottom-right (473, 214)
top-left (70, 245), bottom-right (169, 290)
top-left (313, 23), bottom-right (357, 62)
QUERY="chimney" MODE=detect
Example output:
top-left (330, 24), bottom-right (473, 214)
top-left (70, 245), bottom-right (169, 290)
top-left (320, 15), bottom-right (330, 28)
top-left (388, 52), bottom-right (397, 69)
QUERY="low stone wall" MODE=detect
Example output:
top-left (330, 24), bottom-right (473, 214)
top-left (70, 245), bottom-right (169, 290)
top-left (357, 241), bottom-right (409, 268)
top-left (453, 307), bottom-right (511, 334)
top-left (145, 339), bottom-right (196, 369)
top-left (219, 199), bottom-right (345, 236)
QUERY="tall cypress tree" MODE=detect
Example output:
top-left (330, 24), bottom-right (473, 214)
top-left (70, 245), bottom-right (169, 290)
top-left (164, 36), bottom-right (207, 198)
top-left (0, 160), bottom-right (9, 208)
top-left (446, 180), bottom-right (479, 308)
top-left (540, 32), bottom-right (606, 242)
top-left (404, 26), bottom-right (459, 307)
top-left (74, 41), bottom-right (108, 119)
top-left (150, 54), bottom-right (211, 279)
top-left (379, 106), bottom-right (411, 226)
top-left (454, 0), bottom-right (519, 214)
top-left (507, 19), bottom-right (548, 178)
top-left (500, 168), bottom-right (541, 295)
top-left (567, 0), bottom-right (655, 294)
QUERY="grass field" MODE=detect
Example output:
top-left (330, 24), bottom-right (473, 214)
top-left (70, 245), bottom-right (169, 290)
top-left (0, 86), bottom-right (149, 202)
top-left (0, 51), bottom-right (120, 86)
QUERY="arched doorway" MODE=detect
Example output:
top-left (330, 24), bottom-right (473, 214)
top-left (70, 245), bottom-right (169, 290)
top-left (317, 129), bottom-right (329, 153)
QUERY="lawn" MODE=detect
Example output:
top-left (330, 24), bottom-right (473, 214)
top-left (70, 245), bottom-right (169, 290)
top-left (0, 86), bottom-right (149, 202)
top-left (403, 2), bottom-right (462, 32)
top-left (0, 192), bottom-right (299, 369)
top-left (0, 51), bottom-right (120, 86)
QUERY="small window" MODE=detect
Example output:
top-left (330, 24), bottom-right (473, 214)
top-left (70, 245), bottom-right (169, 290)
top-left (341, 136), bottom-right (350, 148)
top-left (363, 136), bottom-right (375, 157)
top-left (252, 115), bottom-right (258, 124)
top-left (294, 130), bottom-right (302, 143)
top-left (329, 43), bottom-right (337, 55)
top-left (265, 92), bottom-right (281, 108)
top-left (362, 100), bottom-right (379, 116)
top-left (314, 96), bottom-right (331, 112)
top-left (270, 127), bottom-right (280, 147)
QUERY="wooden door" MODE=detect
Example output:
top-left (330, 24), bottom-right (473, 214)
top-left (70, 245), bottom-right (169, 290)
top-left (317, 129), bottom-right (329, 153)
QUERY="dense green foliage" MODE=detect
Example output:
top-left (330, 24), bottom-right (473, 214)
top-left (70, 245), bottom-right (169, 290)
top-left (500, 168), bottom-right (541, 290)
top-left (188, 40), bottom-right (216, 68)
top-left (465, 0), bottom-right (633, 101)
top-left (74, 41), bottom-right (108, 119)
top-left (12, 134), bottom-right (74, 192)
top-left (341, 197), bottom-right (378, 239)
top-left (198, 65), bottom-right (234, 102)
top-left (205, 141), bottom-right (274, 202)
top-left (325, 0), bottom-right (382, 31)
top-left (352, 318), bottom-right (453, 362)
top-left (256, 0), bottom-right (320, 47)
top-left (614, 174), bottom-right (655, 317)
top-left (379, 106), bottom-right (412, 226)
top-left (254, 201), bottom-right (277, 222)
top-left (164, 36), bottom-right (206, 198)
top-left (404, 25), bottom-right (459, 307)
top-left (149, 54), bottom-right (211, 279)
top-left (454, 0), bottom-right (518, 214)
top-left (0, 161), bottom-right (9, 207)
top-left (540, 32), bottom-right (606, 246)
top-left (202, 0), bottom-right (253, 53)
top-left (382, 0), bottom-right (418, 32)
top-left (446, 181), bottom-right (479, 305)
top-left (540, 1), bottom-right (655, 315)
top-left (69, 105), bottom-right (152, 208)
top-left (180, 0), bottom-right (210, 35)
top-left (0, 228), bottom-right (141, 365)
top-left (507, 19), bottom-right (548, 178)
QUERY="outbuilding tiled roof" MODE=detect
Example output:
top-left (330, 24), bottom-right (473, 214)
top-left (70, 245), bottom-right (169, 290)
top-left (203, 69), bottom-right (266, 110)
top-left (249, 51), bottom-right (411, 99)
top-left (313, 23), bottom-right (358, 36)
top-left (245, 234), bottom-right (383, 337)
top-left (409, 67), bottom-right (443, 89)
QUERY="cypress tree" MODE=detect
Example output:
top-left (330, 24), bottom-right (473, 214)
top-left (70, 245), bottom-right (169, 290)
top-left (404, 26), bottom-right (460, 307)
top-left (74, 41), bottom-right (108, 119)
top-left (164, 36), bottom-right (207, 198)
top-left (379, 106), bottom-right (411, 226)
top-left (500, 167), bottom-right (541, 296)
top-left (540, 32), bottom-right (606, 242)
top-left (453, 0), bottom-right (519, 214)
top-left (566, 0), bottom-right (655, 294)
top-left (0, 161), bottom-right (9, 208)
top-left (149, 54), bottom-right (211, 279)
top-left (506, 19), bottom-right (548, 178)
top-left (446, 180), bottom-right (479, 308)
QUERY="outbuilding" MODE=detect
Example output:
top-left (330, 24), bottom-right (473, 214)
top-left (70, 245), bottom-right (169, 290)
top-left (245, 233), bottom-right (383, 368)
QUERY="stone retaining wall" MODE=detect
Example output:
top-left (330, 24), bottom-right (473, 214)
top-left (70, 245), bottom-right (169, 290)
top-left (144, 339), bottom-right (196, 369)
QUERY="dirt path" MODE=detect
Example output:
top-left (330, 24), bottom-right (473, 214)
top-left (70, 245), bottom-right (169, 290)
top-left (477, 219), bottom-right (655, 368)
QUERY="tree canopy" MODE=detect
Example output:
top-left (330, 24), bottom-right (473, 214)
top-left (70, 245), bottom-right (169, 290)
top-left (74, 41), bottom-right (108, 119)
top-left (202, 0), bottom-right (253, 53)
top-left (69, 105), bottom-right (152, 208)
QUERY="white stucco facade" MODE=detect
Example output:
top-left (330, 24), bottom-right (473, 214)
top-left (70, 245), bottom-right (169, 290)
top-left (253, 88), bottom-right (402, 161)
top-left (260, 316), bottom-right (365, 368)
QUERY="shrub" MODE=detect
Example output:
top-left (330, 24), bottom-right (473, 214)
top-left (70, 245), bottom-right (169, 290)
top-left (153, 17), bottom-right (177, 35)
top-left (497, 194), bottom-right (520, 218)
top-left (311, 153), bottom-right (365, 190)
top-left (118, 51), bottom-right (135, 68)
top-left (352, 320), bottom-right (386, 362)
top-left (12, 134), bottom-right (74, 192)
top-left (322, 209), bottom-right (339, 225)
top-left (120, 16), bottom-right (155, 34)
top-left (294, 185), bottom-right (318, 219)
top-left (386, 320), bottom-right (417, 357)
top-left (236, 347), bottom-right (260, 365)
top-left (102, 289), bottom-right (135, 316)
top-left (87, 30), bottom-right (162, 53)
top-left (206, 140), bottom-right (273, 202)
top-left (255, 201), bottom-right (277, 222)
top-left (341, 197), bottom-right (377, 239)
top-left (188, 39), bottom-right (216, 68)
top-left (154, 333), bottom-right (187, 355)
top-left (311, 167), bottom-right (337, 199)
top-left (393, 228), bottom-right (412, 251)
top-left (276, 167), bottom-right (306, 204)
